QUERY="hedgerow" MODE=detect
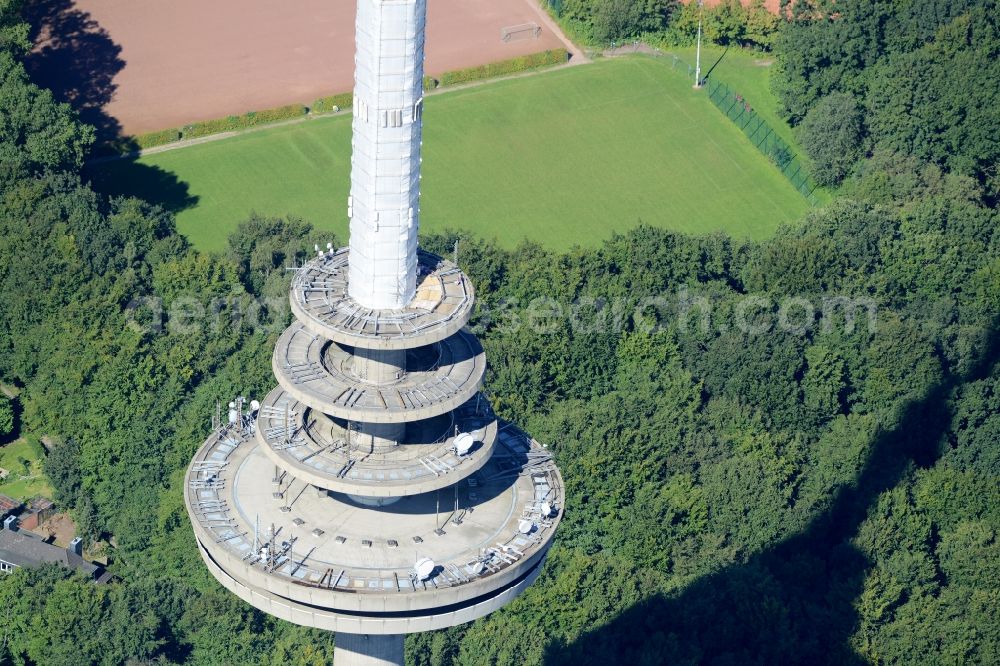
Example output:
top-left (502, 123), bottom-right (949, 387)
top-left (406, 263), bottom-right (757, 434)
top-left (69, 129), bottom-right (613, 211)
top-left (310, 92), bottom-right (353, 115)
top-left (133, 128), bottom-right (182, 149)
top-left (438, 49), bottom-right (568, 86)
top-left (182, 104), bottom-right (307, 139)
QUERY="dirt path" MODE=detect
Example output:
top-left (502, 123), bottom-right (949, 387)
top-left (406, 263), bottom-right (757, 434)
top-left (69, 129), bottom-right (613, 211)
top-left (521, 0), bottom-right (588, 64)
top-left (27, 0), bottom-right (577, 138)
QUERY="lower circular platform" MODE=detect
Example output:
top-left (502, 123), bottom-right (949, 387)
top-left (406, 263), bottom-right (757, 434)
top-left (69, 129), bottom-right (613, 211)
top-left (184, 422), bottom-right (562, 633)
top-left (254, 387), bottom-right (499, 497)
top-left (196, 537), bottom-right (550, 634)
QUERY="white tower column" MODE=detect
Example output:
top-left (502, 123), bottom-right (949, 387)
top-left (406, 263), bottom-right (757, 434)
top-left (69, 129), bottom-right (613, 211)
top-left (348, 0), bottom-right (427, 310)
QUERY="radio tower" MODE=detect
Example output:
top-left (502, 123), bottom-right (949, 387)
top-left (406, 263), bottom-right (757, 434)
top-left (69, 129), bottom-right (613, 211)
top-left (184, 1), bottom-right (563, 664)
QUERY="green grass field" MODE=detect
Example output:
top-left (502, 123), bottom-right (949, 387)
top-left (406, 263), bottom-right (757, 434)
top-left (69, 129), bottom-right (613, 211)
top-left (0, 438), bottom-right (52, 501)
top-left (672, 46), bottom-right (831, 203)
top-left (91, 57), bottom-right (809, 253)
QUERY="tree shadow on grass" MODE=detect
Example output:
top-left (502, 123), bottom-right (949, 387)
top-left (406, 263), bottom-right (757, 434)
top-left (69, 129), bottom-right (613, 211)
top-left (23, 0), bottom-right (125, 144)
top-left (545, 322), bottom-right (1000, 665)
top-left (86, 158), bottom-right (199, 216)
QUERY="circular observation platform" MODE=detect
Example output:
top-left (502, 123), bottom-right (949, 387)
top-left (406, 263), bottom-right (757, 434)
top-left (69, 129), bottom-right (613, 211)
top-left (254, 387), bottom-right (499, 497)
top-left (184, 423), bottom-right (563, 634)
top-left (272, 324), bottom-right (485, 423)
top-left (291, 249), bottom-right (475, 350)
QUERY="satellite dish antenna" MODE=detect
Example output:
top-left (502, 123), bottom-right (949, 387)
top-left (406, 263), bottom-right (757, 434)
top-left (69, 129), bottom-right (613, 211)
top-left (541, 502), bottom-right (555, 518)
top-left (228, 401), bottom-right (236, 409)
top-left (250, 400), bottom-right (261, 413)
top-left (414, 557), bottom-right (436, 580)
top-left (455, 433), bottom-right (478, 456)
top-left (518, 519), bottom-right (535, 535)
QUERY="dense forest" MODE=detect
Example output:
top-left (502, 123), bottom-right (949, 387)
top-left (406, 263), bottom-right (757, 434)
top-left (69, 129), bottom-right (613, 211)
top-left (1, 0), bottom-right (999, 664)
top-left (777, 0), bottom-right (1000, 190)
top-left (551, 0), bottom-right (779, 50)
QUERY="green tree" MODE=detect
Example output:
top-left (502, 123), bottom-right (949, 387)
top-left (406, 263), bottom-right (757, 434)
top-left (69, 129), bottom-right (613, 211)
top-left (590, 0), bottom-right (644, 42)
top-left (0, 0), bottom-right (29, 54)
top-left (226, 212), bottom-right (320, 296)
top-left (0, 53), bottom-right (95, 182)
top-left (0, 393), bottom-right (13, 438)
top-left (744, 0), bottom-right (779, 49)
top-left (797, 91), bottom-right (864, 186)
top-left (865, 8), bottom-right (1000, 189)
top-left (704, 0), bottom-right (746, 46)
top-left (801, 344), bottom-right (847, 422)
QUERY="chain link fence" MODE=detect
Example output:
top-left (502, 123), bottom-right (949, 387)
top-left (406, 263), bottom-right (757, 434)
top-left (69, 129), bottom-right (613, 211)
top-left (705, 78), bottom-right (820, 205)
top-left (658, 52), bottom-right (820, 206)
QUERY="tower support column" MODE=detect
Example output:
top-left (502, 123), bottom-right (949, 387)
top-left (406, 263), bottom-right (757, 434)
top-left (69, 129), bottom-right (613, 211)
top-left (351, 347), bottom-right (407, 452)
top-left (335, 633), bottom-right (405, 666)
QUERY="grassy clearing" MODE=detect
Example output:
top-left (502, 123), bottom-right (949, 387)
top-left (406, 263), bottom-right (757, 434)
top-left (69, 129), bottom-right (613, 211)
top-left (673, 46), bottom-right (832, 203)
top-left (0, 438), bottom-right (52, 501)
top-left (673, 46), bottom-right (799, 149)
top-left (91, 56), bottom-right (809, 253)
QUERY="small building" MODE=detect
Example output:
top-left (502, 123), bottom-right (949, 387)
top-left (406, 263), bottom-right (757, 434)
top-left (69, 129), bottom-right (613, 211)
top-left (0, 517), bottom-right (111, 583)
top-left (18, 496), bottom-right (55, 531)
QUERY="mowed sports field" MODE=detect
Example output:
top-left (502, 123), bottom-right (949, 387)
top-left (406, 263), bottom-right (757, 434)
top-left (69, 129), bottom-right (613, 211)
top-left (92, 57), bottom-right (809, 252)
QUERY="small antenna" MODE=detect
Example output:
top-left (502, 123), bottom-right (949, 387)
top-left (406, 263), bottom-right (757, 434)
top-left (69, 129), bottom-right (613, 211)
top-left (253, 514), bottom-right (259, 552)
top-left (284, 402), bottom-right (291, 447)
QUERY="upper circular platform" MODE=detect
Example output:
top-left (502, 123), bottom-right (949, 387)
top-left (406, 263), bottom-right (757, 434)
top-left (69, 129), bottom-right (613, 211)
top-left (290, 249), bottom-right (475, 350)
top-left (184, 421), bottom-right (563, 633)
top-left (254, 386), bottom-right (498, 497)
top-left (273, 323), bottom-right (486, 423)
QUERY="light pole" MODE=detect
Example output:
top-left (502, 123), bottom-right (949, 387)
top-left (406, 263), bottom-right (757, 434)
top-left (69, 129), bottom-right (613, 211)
top-left (694, 0), bottom-right (704, 88)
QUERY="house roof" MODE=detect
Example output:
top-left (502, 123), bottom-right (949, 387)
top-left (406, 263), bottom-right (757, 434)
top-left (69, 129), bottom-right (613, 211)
top-left (0, 529), bottom-right (105, 581)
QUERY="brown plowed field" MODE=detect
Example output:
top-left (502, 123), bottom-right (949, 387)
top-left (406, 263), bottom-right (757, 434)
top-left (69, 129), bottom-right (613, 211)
top-left (26, 0), bottom-right (571, 137)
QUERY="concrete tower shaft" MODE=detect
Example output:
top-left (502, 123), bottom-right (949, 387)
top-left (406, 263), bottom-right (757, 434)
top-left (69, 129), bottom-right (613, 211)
top-left (347, 0), bottom-right (426, 310)
top-left (186, 2), bottom-right (563, 665)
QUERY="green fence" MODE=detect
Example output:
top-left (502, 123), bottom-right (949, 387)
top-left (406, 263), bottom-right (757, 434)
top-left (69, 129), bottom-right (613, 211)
top-left (705, 78), bottom-right (820, 205)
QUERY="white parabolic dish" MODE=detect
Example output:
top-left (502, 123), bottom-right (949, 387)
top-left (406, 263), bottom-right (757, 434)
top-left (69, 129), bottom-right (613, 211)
top-left (414, 557), bottom-right (436, 580)
top-left (455, 432), bottom-right (478, 456)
